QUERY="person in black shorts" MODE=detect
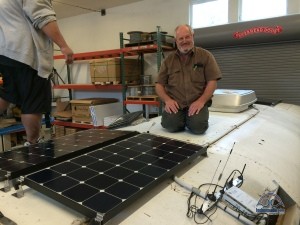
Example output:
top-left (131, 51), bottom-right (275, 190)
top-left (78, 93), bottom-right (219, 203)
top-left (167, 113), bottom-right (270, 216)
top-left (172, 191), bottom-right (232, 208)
top-left (0, 1), bottom-right (73, 145)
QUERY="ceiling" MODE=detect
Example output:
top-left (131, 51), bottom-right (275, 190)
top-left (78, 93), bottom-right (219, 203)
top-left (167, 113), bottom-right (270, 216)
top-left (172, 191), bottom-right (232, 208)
top-left (52, 0), bottom-right (143, 19)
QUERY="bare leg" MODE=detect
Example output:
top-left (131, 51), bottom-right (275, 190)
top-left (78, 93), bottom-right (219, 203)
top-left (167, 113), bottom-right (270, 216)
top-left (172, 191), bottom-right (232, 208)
top-left (21, 114), bottom-right (42, 144)
top-left (0, 98), bottom-right (10, 112)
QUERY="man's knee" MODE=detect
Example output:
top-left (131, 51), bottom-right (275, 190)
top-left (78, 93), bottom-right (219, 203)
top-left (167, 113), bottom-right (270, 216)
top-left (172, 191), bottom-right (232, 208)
top-left (186, 106), bottom-right (209, 134)
top-left (0, 98), bottom-right (10, 112)
top-left (161, 111), bottom-right (185, 132)
top-left (187, 122), bottom-right (208, 134)
top-left (162, 121), bottom-right (185, 132)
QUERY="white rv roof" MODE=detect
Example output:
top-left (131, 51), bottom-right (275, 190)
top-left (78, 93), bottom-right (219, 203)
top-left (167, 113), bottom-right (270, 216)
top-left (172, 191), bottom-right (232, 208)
top-left (0, 103), bottom-right (299, 225)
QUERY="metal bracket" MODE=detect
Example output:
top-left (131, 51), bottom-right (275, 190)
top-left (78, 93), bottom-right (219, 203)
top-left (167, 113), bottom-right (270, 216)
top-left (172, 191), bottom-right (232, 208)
top-left (12, 176), bottom-right (25, 198)
top-left (0, 211), bottom-right (18, 225)
top-left (89, 213), bottom-right (104, 225)
top-left (0, 173), bottom-right (12, 192)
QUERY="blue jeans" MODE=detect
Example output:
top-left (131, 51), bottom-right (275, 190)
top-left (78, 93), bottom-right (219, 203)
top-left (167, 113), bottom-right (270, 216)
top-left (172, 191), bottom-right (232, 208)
top-left (161, 106), bottom-right (209, 134)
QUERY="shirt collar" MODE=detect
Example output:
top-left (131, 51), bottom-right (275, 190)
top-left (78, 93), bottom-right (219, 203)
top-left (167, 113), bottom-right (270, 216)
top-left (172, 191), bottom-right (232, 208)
top-left (175, 47), bottom-right (195, 57)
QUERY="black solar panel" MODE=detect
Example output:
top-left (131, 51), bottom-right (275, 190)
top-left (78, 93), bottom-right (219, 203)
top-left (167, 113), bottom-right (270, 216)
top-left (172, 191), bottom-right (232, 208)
top-left (25, 133), bottom-right (206, 224)
top-left (0, 129), bottom-right (138, 180)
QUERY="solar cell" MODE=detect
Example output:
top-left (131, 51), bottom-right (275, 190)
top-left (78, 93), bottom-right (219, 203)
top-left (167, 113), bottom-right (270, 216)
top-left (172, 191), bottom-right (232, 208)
top-left (25, 133), bottom-right (207, 224)
top-left (0, 129), bottom-right (138, 180)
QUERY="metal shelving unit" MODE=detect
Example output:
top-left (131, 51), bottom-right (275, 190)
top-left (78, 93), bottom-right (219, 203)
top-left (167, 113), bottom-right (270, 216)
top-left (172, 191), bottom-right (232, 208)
top-left (120, 26), bottom-right (174, 116)
top-left (52, 43), bottom-right (173, 94)
top-left (52, 26), bottom-right (174, 127)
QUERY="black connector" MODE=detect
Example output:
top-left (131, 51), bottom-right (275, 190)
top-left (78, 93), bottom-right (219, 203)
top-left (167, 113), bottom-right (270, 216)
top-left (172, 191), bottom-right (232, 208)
top-left (207, 193), bottom-right (216, 202)
top-left (197, 205), bottom-right (204, 214)
top-left (226, 177), bottom-right (234, 189)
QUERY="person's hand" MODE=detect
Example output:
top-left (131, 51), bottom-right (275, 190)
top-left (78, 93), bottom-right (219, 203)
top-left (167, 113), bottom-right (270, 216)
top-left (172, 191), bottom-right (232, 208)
top-left (61, 46), bottom-right (74, 64)
top-left (164, 99), bottom-right (179, 113)
top-left (188, 100), bottom-right (205, 116)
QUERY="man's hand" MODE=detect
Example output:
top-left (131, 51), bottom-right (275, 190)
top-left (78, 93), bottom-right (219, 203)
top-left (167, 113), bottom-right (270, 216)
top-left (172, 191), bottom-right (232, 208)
top-left (155, 83), bottom-right (179, 113)
top-left (188, 100), bottom-right (205, 116)
top-left (61, 46), bottom-right (74, 64)
top-left (165, 99), bottom-right (180, 113)
top-left (188, 80), bottom-right (217, 116)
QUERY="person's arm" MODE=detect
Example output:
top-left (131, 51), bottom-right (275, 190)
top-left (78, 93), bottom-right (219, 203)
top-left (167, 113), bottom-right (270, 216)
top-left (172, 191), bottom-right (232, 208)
top-left (41, 21), bottom-right (73, 64)
top-left (155, 83), bottom-right (179, 113)
top-left (188, 80), bottom-right (217, 116)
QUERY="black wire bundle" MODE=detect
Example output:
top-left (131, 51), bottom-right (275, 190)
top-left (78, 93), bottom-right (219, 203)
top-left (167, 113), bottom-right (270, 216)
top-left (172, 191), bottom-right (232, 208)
top-left (185, 166), bottom-right (270, 224)
top-left (186, 183), bottom-right (223, 224)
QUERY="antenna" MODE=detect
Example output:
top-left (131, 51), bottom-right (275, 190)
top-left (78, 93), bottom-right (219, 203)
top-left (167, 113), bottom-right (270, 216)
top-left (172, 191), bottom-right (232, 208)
top-left (212, 142), bottom-right (236, 195)
top-left (199, 143), bottom-right (236, 215)
top-left (241, 163), bottom-right (246, 175)
top-left (205, 160), bottom-right (222, 198)
top-left (146, 122), bottom-right (156, 133)
top-left (219, 142), bottom-right (235, 179)
top-left (198, 160), bottom-right (222, 215)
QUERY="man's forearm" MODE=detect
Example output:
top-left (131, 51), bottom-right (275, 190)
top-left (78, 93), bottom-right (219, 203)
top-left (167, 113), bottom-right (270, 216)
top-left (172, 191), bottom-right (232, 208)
top-left (41, 21), bottom-right (69, 49)
top-left (155, 83), bottom-right (172, 102)
top-left (42, 20), bottom-right (73, 64)
top-left (197, 80), bottom-right (217, 104)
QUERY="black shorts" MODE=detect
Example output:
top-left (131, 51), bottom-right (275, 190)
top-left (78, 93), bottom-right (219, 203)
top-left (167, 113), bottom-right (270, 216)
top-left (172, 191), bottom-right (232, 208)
top-left (0, 56), bottom-right (51, 114)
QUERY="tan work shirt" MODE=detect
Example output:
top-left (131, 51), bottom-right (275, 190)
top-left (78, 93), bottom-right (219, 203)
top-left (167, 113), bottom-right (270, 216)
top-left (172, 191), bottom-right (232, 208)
top-left (157, 47), bottom-right (222, 108)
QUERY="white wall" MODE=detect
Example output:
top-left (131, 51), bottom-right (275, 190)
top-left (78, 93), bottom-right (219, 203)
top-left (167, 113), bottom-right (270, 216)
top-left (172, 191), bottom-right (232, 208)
top-left (53, 0), bottom-right (300, 101)
top-left (56, 0), bottom-right (189, 53)
top-left (54, 0), bottom-right (189, 101)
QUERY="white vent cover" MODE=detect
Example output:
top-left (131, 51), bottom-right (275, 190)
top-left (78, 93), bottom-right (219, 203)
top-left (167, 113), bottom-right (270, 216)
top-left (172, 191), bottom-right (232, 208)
top-left (209, 89), bottom-right (257, 113)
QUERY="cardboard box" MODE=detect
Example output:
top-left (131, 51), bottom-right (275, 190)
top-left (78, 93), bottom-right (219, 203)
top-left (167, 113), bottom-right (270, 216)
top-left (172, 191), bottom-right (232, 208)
top-left (0, 118), bottom-right (19, 129)
top-left (89, 58), bottom-right (141, 84)
top-left (65, 127), bottom-right (79, 135)
top-left (54, 125), bottom-right (65, 137)
top-left (71, 98), bottom-right (118, 124)
top-left (53, 99), bottom-right (72, 120)
top-left (90, 102), bottom-right (123, 126)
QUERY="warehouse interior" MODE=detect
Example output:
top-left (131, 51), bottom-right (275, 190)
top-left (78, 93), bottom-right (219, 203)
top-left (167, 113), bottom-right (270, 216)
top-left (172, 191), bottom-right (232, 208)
top-left (0, 0), bottom-right (300, 225)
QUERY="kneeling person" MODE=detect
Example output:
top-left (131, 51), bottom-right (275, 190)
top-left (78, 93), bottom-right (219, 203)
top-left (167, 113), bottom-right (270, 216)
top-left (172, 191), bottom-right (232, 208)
top-left (155, 24), bottom-right (222, 134)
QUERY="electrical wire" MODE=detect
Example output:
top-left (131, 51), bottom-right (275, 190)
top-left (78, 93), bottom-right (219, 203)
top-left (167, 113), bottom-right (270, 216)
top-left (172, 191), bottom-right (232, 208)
top-left (194, 206), bottom-right (218, 224)
top-left (185, 165), bottom-right (258, 225)
top-left (52, 1), bottom-right (101, 13)
top-left (223, 169), bottom-right (244, 190)
top-left (223, 199), bottom-right (269, 224)
top-left (186, 183), bottom-right (224, 224)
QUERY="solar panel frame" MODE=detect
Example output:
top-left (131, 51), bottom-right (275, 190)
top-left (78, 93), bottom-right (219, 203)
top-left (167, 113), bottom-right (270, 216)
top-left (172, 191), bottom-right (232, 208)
top-left (24, 133), bottom-right (207, 224)
top-left (0, 129), bottom-right (139, 180)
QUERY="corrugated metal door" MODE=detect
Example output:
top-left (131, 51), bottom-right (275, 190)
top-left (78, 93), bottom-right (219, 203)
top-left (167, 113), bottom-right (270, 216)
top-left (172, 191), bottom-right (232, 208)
top-left (209, 41), bottom-right (300, 105)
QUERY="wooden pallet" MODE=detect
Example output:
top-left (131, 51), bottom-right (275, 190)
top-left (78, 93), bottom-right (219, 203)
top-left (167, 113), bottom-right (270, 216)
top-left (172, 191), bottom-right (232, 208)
top-left (72, 120), bottom-right (93, 125)
top-left (93, 81), bottom-right (120, 85)
top-left (126, 95), bottom-right (159, 101)
top-left (92, 80), bottom-right (140, 85)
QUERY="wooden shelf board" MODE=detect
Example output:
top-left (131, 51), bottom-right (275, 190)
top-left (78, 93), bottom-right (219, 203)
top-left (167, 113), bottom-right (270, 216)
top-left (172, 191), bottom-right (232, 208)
top-left (54, 49), bottom-right (123, 60)
top-left (53, 44), bottom-right (174, 61)
top-left (124, 100), bottom-right (160, 106)
top-left (53, 120), bottom-right (105, 129)
top-left (53, 84), bottom-right (123, 91)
